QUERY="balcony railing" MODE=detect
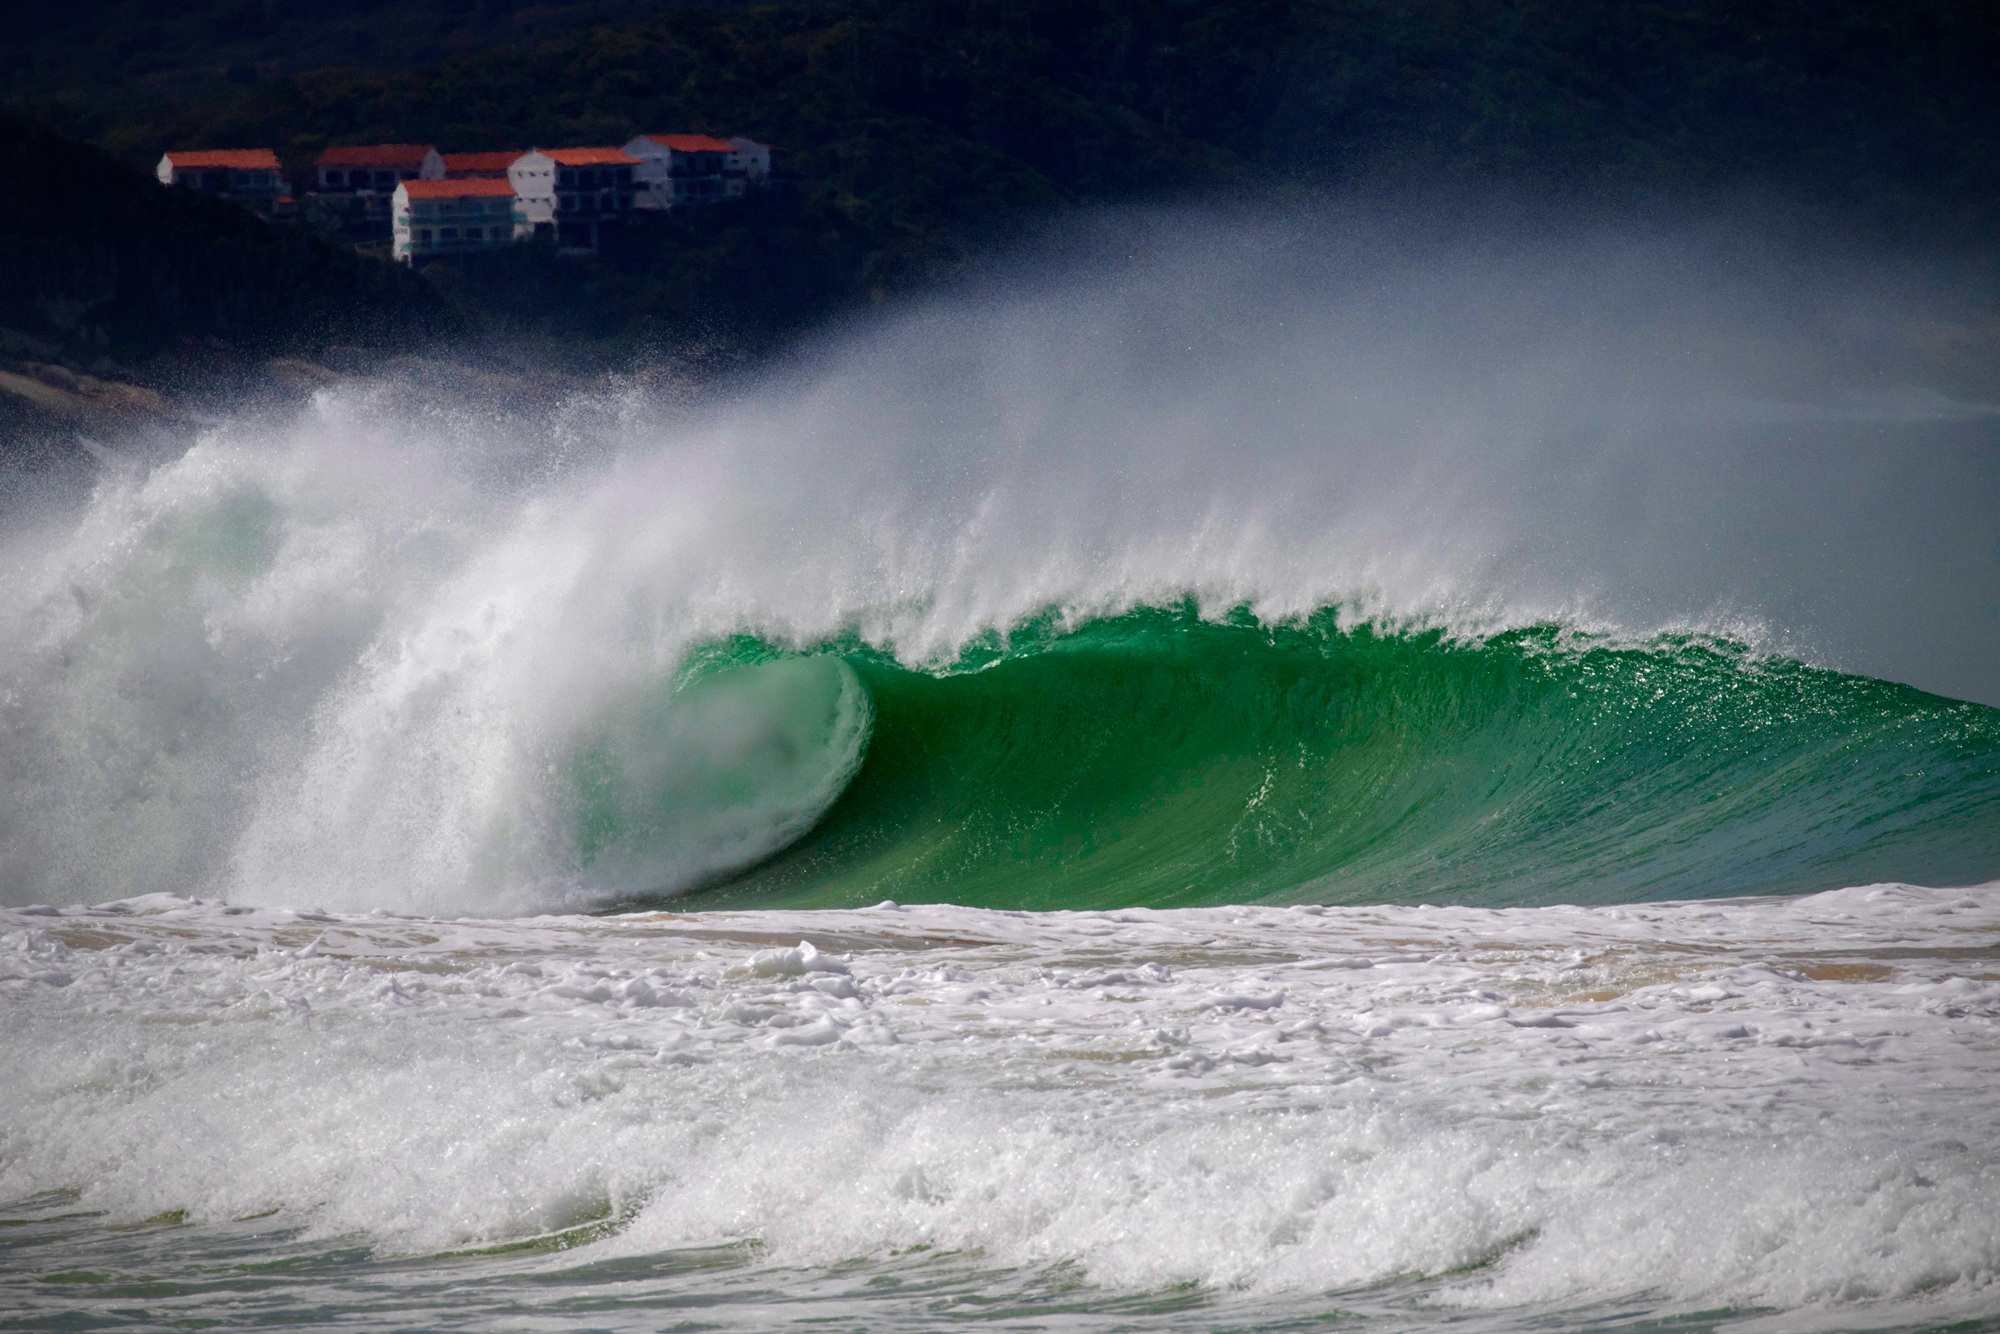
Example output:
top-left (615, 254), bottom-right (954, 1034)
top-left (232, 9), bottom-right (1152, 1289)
top-left (408, 208), bottom-right (522, 222)
top-left (402, 228), bottom-right (522, 249)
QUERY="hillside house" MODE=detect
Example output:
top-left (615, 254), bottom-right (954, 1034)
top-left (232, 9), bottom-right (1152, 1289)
top-left (307, 145), bottom-right (445, 244)
top-left (622, 134), bottom-right (740, 209)
top-left (392, 180), bottom-right (523, 263)
top-left (156, 149), bottom-right (290, 216)
top-left (510, 148), bottom-right (638, 251)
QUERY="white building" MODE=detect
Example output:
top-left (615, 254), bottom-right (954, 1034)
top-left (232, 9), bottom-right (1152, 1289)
top-left (621, 134), bottom-right (744, 209)
top-left (510, 148), bottom-right (638, 251)
top-left (315, 145), bottom-right (444, 193)
top-left (156, 149), bottom-right (290, 215)
top-left (392, 179), bottom-right (523, 264)
top-left (727, 137), bottom-right (774, 187)
top-left (311, 146), bottom-right (445, 245)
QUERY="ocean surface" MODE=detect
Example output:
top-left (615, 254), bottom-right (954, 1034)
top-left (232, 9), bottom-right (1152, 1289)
top-left (3, 218), bottom-right (1998, 1331)
top-left (5, 886), bottom-right (1999, 1333)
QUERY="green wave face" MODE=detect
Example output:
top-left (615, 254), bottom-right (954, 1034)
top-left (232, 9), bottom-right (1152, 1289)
top-left (658, 607), bottom-right (2000, 911)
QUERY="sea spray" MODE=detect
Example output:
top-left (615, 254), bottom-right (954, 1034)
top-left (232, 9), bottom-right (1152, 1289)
top-left (2, 212), bottom-right (1995, 915)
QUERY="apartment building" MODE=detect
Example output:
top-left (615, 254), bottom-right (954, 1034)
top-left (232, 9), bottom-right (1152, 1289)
top-left (392, 179), bottom-right (525, 263)
top-left (156, 149), bottom-right (291, 216)
top-left (510, 148), bottom-right (638, 252)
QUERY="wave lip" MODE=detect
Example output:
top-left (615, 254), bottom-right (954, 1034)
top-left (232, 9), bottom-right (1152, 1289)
top-left (566, 654), bottom-right (874, 899)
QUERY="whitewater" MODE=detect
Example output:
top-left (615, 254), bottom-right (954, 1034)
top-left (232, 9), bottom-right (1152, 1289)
top-left (2, 213), bottom-right (1997, 1332)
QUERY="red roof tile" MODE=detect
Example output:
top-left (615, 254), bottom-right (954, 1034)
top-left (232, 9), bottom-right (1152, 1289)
top-left (538, 147), bottom-right (640, 166)
top-left (164, 149), bottom-right (281, 169)
top-left (442, 152), bottom-right (524, 173)
top-left (319, 144), bottom-right (436, 167)
top-left (401, 179), bottom-right (518, 198)
top-left (642, 134), bottom-right (739, 154)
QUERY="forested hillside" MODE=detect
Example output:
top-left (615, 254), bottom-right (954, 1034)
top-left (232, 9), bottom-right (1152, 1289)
top-left (0, 116), bottom-right (457, 367)
top-left (7, 0), bottom-right (1997, 364)
top-left (3, 0), bottom-right (745, 106)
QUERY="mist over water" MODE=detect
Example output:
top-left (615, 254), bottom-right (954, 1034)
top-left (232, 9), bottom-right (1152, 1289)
top-left (1, 205), bottom-right (1996, 915)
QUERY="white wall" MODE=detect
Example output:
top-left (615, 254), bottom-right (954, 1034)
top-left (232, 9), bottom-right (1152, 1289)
top-left (509, 152), bottom-right (558, 226)
top-left (728, 138), bottom-right (772, 182)
top-left (620, 136), bottom-right (675, 210)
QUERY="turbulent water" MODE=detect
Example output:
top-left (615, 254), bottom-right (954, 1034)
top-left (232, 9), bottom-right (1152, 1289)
top-left (2, 216), bottom-right (1998, 1332)
top-left (5, 887), bottom-right (1999, 1333)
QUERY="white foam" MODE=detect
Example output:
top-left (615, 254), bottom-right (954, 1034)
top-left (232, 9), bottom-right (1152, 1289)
top-left (3, 885), bottom-right (1996, 1328)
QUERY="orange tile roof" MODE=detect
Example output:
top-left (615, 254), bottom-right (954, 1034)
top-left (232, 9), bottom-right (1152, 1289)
top-left (538, 147), bottom-right (640, 166)
top-left (642, 134), bottom-right (739, 154)
top-left (164, 149), bottom-right (281, 169)
top-left (442, 152), bottom-right (524, 172)
top-left (319, 144), bottom-right (435, 167)
top-left (402, 179), bottom-right (518, 198)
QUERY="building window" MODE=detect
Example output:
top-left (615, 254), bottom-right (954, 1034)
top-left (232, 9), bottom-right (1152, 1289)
top-left (439, 228), bottom-right (458, 240)
top-left (418, 229), bottom-right (432, 242)
top-left (466, 227), bottom-right (483, 241)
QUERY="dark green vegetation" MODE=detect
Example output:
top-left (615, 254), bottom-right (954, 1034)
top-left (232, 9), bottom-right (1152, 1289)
top-left (3, 0), bottom-right (731, 103)
top-left (0, 115), bottom-right (455, 372)
top-left (8, 0), bottom-right (1999, 364)
top-left (673, 609), bottom-right (2000, 911)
